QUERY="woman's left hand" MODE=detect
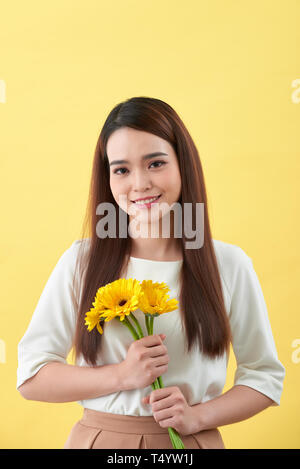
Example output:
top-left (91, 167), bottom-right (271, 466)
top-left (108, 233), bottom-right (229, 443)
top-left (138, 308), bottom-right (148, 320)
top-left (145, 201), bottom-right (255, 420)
top-left (141, 386), bottom-right (199, 436)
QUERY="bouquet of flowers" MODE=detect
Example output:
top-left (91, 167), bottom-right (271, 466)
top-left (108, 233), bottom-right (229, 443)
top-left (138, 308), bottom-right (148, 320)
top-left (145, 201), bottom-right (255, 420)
top-left (84, 278), bottom-right (185, 449)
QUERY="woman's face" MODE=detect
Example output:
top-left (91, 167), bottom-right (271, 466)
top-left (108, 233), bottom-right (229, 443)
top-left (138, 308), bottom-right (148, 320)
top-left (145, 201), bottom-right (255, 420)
top-left (106, 127), bottom-right (182, 226)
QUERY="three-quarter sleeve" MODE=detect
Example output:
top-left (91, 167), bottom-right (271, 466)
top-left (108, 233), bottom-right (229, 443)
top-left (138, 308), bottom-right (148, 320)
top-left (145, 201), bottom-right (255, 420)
top-left (17, 241), bottom-right (79, 390)
top-left (227, 247), bottom-right (285, 406)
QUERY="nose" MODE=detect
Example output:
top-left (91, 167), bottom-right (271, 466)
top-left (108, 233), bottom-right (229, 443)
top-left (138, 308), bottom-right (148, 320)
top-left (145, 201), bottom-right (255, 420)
top-left (132, 168), bottom-right (152, 193)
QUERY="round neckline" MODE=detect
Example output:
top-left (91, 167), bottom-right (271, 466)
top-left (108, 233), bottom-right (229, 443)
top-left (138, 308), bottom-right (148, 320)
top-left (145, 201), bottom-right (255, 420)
top-left (130, 256), bottom-right (183, 263)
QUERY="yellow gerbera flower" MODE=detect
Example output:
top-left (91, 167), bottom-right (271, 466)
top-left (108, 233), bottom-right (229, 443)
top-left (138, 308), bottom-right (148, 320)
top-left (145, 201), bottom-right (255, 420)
top-left (138, 280), bottom-right (179, 316)
top-left (84, 307), bottom-right (104, 334)
top-left (85, 278), bottom-right (144, 334)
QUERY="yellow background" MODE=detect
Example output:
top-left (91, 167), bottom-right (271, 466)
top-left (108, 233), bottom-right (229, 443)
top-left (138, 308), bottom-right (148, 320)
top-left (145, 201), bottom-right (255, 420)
top-left (0, 0), bottom-right (299, 449)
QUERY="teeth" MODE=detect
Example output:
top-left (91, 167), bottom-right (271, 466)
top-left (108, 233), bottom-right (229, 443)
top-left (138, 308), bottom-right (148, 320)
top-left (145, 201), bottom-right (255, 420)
top-left (135, 196), bottom-right (160, 204)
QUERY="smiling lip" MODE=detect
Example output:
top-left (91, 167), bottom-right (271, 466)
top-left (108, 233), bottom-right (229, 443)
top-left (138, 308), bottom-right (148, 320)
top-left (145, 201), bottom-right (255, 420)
top-left (132, 194), bottom-right (161, 202)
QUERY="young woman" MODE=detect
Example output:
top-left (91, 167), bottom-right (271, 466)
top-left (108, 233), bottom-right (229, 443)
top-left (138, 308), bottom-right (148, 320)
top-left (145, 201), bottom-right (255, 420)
top-left (17, 97), bottom-right (285, 449)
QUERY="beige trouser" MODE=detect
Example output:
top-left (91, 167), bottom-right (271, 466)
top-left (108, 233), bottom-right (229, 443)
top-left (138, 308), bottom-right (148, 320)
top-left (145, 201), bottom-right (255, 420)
top-left (64, 408), bottom-right (225, 449)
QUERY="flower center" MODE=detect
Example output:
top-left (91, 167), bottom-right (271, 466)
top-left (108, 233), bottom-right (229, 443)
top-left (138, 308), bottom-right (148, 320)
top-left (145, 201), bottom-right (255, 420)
top-left (119, 299), bottom-right (127, 306)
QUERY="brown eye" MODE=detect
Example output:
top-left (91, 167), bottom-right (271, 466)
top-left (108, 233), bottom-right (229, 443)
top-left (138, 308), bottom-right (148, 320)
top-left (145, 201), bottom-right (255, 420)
top-left (113, 167), bottom-right (128, 175)
top-left (113, 161), bottom-right (166, 176)
top-left (150, 161), bottom-right (166, 168)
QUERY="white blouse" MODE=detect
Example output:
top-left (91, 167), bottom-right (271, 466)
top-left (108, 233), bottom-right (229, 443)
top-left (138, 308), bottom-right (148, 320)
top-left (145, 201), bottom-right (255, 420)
top-left (17, 239), bottom-right (285, 416)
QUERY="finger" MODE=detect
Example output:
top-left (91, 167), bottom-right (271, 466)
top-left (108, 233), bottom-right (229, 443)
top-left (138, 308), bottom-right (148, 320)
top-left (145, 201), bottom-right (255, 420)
top-left (142, 395), bottom-right (150, 404)
top-left (159, 417), bottom-right (175, 428)
top-left (149, 387), bottom-right (173, 404)
top-left (154, 407), bottom-right (174, 424)
top-left (148, 345), bottom-right (168, 358)
top-left (141, 334), bottom-right (164, 347)
top-left (151, 395), bottom-right (175, 412)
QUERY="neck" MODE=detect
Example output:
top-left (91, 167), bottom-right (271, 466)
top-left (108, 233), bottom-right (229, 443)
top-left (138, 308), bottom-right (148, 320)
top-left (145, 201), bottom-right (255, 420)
top-left (129, 238), bottom-right (182, 261)
top-left (128, 210), bottom-right (183, 261)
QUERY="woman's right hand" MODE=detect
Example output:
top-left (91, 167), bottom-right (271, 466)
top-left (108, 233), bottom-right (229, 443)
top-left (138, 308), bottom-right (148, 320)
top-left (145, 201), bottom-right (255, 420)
top-left (119, 334), bottom-right (169, 391)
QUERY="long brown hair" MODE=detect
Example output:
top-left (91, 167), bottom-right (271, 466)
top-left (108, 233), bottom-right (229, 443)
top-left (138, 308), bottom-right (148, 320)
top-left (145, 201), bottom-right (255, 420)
top-left (72, 96), bottom-right (232, 365)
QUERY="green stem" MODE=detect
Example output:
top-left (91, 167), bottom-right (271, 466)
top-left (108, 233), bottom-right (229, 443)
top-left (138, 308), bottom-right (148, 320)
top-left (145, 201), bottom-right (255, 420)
top-left (123, 311), bottom-right (185, 449)
top-left (129, 312), bottom-right (144, 338)
top-left (168, 427), bottom-right (185, 448)
top-left (120, 316), bottom-right (139, 340)
top-left (121, 314), bottom-right (159, 389)
top-left (168, 427), bottom-right (177, 447)
top-left (144, 314), bottom-right (160, 389)
top-left (149, 315), bottom-right (154, 335)
top-left (155, 374), bottom-right (185, 448)
top-left (146, 315), bottom-right (185, 449)
top-left (144, 314), bottom-right (150, 335)
top-left (157, 375), bottom-right (163, 389)
top-left (145, 315), bottom-right (150, 335)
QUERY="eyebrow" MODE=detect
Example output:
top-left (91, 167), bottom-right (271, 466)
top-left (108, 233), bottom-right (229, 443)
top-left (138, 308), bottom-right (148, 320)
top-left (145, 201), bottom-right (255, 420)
top-left (109, 152), bottom-right (168, 166)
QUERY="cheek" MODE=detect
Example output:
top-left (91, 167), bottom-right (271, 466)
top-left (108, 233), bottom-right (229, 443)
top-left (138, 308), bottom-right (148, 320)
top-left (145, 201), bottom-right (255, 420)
top-left (163, 168), bottom-right (181, 195)
top-left (109, 180), bottom-right (118, 197)
top-left (110, 178), bottom-right (127, 197)
top-left (110, 179), bottom-right (132, 210)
